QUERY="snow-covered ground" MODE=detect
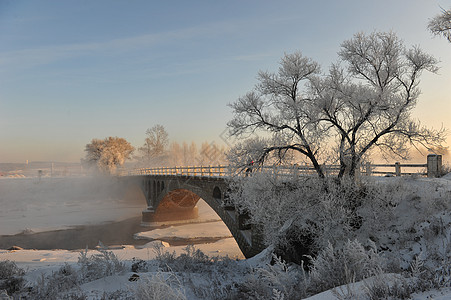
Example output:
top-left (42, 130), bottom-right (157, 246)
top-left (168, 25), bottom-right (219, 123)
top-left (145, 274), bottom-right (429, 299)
top-left (1, 175), bottom-right (450, 299)
top-left (304, 278), bottom-right (451, 300)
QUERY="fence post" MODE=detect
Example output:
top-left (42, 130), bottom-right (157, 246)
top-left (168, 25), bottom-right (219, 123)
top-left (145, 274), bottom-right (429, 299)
top-left (427, 154), bottom-right (442, 178)
top-left (292, 165), bottom-right (299, 178)
top-left (365, 162), bottom-right (372, 176)
top-left (395, 162), bottom-right (401, 176)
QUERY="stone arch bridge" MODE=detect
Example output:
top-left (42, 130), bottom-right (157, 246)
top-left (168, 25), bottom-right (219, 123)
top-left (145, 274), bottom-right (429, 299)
top-left (121, 166), bottom-right (266, 258)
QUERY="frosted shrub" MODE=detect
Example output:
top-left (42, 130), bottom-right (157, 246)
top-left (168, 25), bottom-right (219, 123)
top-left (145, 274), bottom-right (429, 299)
top-left (154, 245), bottom-right (232, 273)
top-left (151, 245), bottom-right (243, 299)
top-left (30, 263), bottom-right (83, 300)
top-left (188, 275), bottom-right (235, 300)
top-left (408, 247), bottom-right (451, 291)
top-left (78, 248), bottom-right (125, 282)
top-left (180, 247), bottom-right (246, 300)
top-left (229, 174), bottom-right (375, 263)
top-left (0, 260), bottom-right (25, 297)
top-left (229, 174), bottom-right (420, 265)
top-left (371, 180), bottom-right (451, 272)
top-left (100, 290), bottom-right (132, 300)
top-left (229, 174), bottom-right (321, 259)
top-left (131, 258), bottom-right (150, 273)
top-left (308, 239), bottom-right (385, 293)
top-left (363, 271), bottom-right (414, 300)
top-left (134, 271), bottom-right (186, 300)
top-left (363, 250), bottom-right (450, 299)
top-left (173, 245), bottom-right (212, 272)
top-left (432, 224), bottom-right (451, 287)
top-left (234, 255), bottom-right (307, 299)
top-left (0, 260), bottom-right (24, 279)
top-left (234, 273), bottom-right (273, 300)
top-left (152, 243), bottom-right (177, 265)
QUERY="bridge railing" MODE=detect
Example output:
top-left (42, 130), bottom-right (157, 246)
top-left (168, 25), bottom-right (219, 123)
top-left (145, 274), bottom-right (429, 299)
top-left (124, 164), bottom-right (351, 178)
top-left (126, 165), bottom-right (231, 178)
top-left (124, 156), bottom-right (441, 178)
top-left (125, 165), bottom-right (326, 178)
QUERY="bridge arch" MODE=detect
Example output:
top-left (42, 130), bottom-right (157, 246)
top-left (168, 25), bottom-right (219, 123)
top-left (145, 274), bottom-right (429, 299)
top-left (153, 188), bottom-right (201, 222)
top-left (124, 175), bottom-right (265, 258)
top-left (130, 175), bottom-right (264, 257)
top-left (152, 186), bottom-right (254, 256)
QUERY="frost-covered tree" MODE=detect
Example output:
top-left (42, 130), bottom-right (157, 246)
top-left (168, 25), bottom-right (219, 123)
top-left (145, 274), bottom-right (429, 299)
top-left (227, 52), bottom-right (327, 178)
top-left (179, 141), bottom-right (198, 166)
top-left (228, 31), bottom-right (446, 180)
top-left (167, 141), bottom-right (226, 166)
top-left (311, 31), bottom-right (445, 178)
top-left (83, 137), bottom-right (134, 174)
top-left (428, 7), bottom-right (451, 43)
top-left (169, 141), bottom-right (184, 166)
top-left (136, 124), bottom-right (169, 167)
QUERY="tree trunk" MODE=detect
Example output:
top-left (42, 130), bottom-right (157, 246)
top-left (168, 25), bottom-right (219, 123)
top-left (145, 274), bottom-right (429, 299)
top-left (310, 155), bottom-right (325, 179)
top-left (338, 159), bottom-right (346, 179)
top-left (348, 156), bottom-right (360, 179)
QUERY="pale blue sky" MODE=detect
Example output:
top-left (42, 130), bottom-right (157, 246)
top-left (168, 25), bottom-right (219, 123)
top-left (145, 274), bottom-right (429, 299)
top-left (0, 0), bottom-right (450, 163)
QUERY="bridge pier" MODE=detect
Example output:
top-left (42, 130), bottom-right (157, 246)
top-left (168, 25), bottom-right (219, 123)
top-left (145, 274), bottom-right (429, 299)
top-left (141, 208), bottom-right (155, 223)
top-left (142, 206), bottom-right (199, 223)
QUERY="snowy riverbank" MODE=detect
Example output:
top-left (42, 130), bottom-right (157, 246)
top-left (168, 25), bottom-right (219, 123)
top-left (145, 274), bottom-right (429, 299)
top-left (1, 176), bottom-right (450, 299)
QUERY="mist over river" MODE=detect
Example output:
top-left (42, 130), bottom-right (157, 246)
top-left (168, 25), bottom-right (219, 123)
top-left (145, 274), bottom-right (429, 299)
top-left (0, 177), bottom-right (241, 255)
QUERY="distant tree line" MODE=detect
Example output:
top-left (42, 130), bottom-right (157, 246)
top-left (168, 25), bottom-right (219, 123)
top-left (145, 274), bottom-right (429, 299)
top-left (82, 124), bottom-right (226, 175)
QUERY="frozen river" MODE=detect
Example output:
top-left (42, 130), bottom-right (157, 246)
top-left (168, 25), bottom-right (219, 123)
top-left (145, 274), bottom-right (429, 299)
top-left (0, 177), bottom-right (243, 258)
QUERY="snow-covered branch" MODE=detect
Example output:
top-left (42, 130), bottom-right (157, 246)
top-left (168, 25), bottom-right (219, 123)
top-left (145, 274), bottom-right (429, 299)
top-left (428, 7), bottom-right (451, 43)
